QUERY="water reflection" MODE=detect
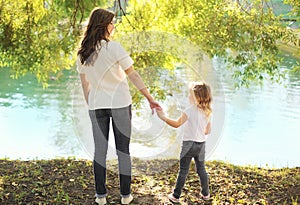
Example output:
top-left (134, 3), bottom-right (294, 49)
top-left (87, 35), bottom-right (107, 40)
top-left (0, 69), bottom-right (87, 159)
top-left (1, 51), bottom-right (299, 168)
top-left (210, 54), bottom-right (300, 168)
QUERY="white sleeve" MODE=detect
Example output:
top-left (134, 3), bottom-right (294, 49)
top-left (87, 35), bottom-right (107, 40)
top-left (183, 106), bottom-right (192, 119)
top-left (76, 57), bottom-right (85, 74)
top-left (115, 43), bottom-right (134, 71)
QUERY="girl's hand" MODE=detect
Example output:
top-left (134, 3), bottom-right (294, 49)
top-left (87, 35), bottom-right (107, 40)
top-left (149, 99), bottom-right (162, 114)
top-left (156, 109), bottom-right (166, 120)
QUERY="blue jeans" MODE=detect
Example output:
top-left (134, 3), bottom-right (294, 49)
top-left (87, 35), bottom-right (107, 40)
top-left (89, 105), bottom-right (132, 197)
top-left (173, 141), bottom-right (209, 198)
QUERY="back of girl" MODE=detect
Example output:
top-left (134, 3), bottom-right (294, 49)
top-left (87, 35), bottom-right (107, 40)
top-left (156, 82), bottom-right (212, 203)
top-left (183, 82), bottom-right (212, 143)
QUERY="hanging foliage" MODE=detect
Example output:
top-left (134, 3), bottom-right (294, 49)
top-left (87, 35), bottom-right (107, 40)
top-left (0, 0), bottom-right (299, 87)
top-left (116, 0), bottom-right (299, 87)
top-left (0, 0), bottom-right (108, 86)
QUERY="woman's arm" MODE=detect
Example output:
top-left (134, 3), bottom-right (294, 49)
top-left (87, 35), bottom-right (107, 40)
top-left (125, 66), bottom-right (161, 110)
top-left (156, 110), bottom-right (188, 128)
top-left (80, 73), bottom-right (90, 104)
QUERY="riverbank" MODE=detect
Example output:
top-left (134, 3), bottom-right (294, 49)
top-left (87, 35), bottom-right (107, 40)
top-left (0, 158), bottom-right (299, 205)
top-left (278, 41), bottom-right (300, 60)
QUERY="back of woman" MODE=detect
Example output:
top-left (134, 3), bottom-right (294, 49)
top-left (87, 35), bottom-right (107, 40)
top-left (76, 7), bottom-right (161, 205)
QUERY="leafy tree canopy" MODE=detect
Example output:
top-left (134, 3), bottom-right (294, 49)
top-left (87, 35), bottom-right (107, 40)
top-left (117, 0), bottom-right (299, 87)
top-left (284, 0), bottom-right (300, 17)
top-left (0, 0), bottom-right (299, 87)
top-left (0, 0), bottom-right (108, 86)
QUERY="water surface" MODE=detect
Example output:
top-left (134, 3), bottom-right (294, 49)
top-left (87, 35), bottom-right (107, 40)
top-left (0, 53), bottom-right (299, 168)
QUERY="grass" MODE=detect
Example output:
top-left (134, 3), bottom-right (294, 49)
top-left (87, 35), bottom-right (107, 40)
top-left (0, 158), bottom-right (299, 204)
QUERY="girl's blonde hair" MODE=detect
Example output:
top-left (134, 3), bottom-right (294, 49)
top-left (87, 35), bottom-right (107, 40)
top-left (189, 82), bottom-right (212, 117)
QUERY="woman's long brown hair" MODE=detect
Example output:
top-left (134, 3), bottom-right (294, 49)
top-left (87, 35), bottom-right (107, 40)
top-left (77, 8), bottom-right (114, 66)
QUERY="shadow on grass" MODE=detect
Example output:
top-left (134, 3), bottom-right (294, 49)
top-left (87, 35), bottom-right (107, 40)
top-left (0, 158), bottom-right (299, 204)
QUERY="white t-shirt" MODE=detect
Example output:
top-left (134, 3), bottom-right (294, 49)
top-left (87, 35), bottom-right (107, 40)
top-left (182, 105), bottom-right (211, 142)
top-left (77, 40), bottom-right (134, 110)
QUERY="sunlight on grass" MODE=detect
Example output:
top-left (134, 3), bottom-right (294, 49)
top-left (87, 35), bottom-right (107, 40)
top-left (0, 158), bottom-right (299, 204)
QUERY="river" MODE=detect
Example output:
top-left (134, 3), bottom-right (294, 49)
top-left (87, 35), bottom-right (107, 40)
top-left (0, 51), bottom-right (299, 169)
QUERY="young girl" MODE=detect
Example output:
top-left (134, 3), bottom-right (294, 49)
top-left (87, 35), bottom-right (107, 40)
top-left (156, 82), bottom-right (212, 203)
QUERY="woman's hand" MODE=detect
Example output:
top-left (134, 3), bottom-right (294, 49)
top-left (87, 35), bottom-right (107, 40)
top-left (149, 99), bottom-right (162, 112)
top-left (125, 66), bottom-right (162, 113)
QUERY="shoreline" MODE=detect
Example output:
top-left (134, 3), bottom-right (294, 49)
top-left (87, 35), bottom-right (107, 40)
top-left (0, 158), bottom-right (299, 204)
top-left (1, 155), bottom-right (299, 169)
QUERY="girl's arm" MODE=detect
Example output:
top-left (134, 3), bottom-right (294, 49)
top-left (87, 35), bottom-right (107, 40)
top-left (80, 73), bottom-right (90, 104)
top-left (156, 110), bottom-right (188, 128)
top-left (125, 66), bottom-right (161, 110)
top-left (204, 122), bottom-right (211, 135)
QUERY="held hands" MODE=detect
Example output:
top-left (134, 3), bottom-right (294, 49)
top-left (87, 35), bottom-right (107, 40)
top-left (148, 99), bottom-right (162, 114)
top-left (156, 109), bottom-right (166, 121)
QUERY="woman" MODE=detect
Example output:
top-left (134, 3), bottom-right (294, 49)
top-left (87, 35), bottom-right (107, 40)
top-left (76, 8), bottom-right (161, 205)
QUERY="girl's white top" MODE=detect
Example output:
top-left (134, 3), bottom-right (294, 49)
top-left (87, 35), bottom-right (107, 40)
top-left (183, 104), bottom-right (211, 142)
top-left (77, 40), bottom-right (134, 110)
